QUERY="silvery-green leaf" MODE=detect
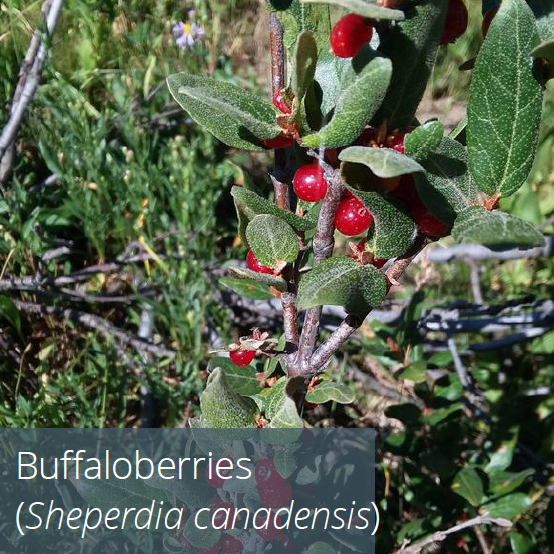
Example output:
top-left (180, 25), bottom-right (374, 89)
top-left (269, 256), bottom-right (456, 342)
top-left (219, 277), bottom-right (274, 301)
top-left (467, 0), bottom-right (543, 197)
top-left (452, 207), bottom-right (545, 249)
top-left (208, 356), bottom-right (263, 396)
top-left (167, 74), bottom-right (281, 151)
top-left (296, 257), bottom-right (387, 315)
top-left (184, 513), bottom-right (220, 548)
top-left (268, 394), bottom-right (304, 429)
top-left (226, 266), bottom-right (288, 291)
top-left (246, 214), bottom-right (299, 267)
top-left (301, 0), bottom-right (404, 20)
top-left (274, 449), bottom-right (297, 479)
top-left (306, 381), bottom-right (355, 404)
top-left (404, 121), bottom-right (444, 160)
top-left (339, 146), bottom-right (424, 178)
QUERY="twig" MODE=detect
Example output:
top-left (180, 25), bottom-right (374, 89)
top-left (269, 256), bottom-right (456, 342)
top-left (468, 260), bottom-right (483, 304)
top-left (427, 236), bottom-right (553, 262)
top-left (392, 515), bottom-right (511, 554)
top-left (12, 300), bottom-right (175, 358)
top-left (0, 0), bottom-right (64, 187)
top-left (473, 524), bottom-right (491, 554)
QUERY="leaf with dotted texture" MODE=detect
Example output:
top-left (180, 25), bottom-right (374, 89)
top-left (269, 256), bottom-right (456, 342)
top-left (301, 0), bottom-right (404, 21)
top-left (339, 146), bottom-right (425, 177)
top-left (303, 47), bottom-right (392, 148)
top-left (452, 207), bottom-right (545, 249)
top-left (296, 257), bottom-right (387, 315)
top-left (467, 0), bottom-right (543, 198)
top-left (226, 266), bottom-right (288, 291)
top-left (306, 381), bottom-right (355, 404)
top-left (246, 214), bottom-right (299, 267)
top-left (167, 73), bottom-right (281, 151)
top-left (404, 121), bottom-right (444, 161)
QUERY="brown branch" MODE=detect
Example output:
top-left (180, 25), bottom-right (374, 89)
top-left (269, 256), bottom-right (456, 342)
top-left (311, 235), bottom-right (428, 373)
top-left (13, 300), bottom-right (175, 359)
top-left (269, 13), bottom-right (285, 97)
top-left (392, 515), bottom-right (511, 554)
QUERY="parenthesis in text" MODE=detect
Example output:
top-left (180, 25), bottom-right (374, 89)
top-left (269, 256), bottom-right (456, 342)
top-left (371, 501), bottom-right (379, 535)
top-left (16, 502), bottom-right (25, 536)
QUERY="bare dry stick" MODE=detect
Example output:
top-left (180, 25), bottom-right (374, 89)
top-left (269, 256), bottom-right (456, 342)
top-left (0, 0), bottom-right (64, 187)
top-left (392, 515), bottom-right (511, 554)
top-left (13, 300), bottom-right (175, 359)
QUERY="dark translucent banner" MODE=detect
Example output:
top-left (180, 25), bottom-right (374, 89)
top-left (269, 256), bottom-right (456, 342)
top-left (0, 428), bottom-right (376, 554)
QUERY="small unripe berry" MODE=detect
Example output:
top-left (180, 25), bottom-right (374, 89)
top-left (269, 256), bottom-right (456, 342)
top-left (205, 464), bottom-right (231, 489)
top-left (220, 535), bottom-right (242, 553)
top-left (440, 0), bottom-right (468, 45)
top-left (246, 250), bottom-right (273, 274)
top-left (259, 480), bottom-right (293, 509)
top-left (274, 91), bottom-right (292, 115)
top-left (262, 135), bottom-right (295, 149)
top-left (230, 349), bottom-right (256, 367)
top-left (293, 161), bottom-right (329, 202)
top-left (335, 197), bottom-right (374, 236)
top-left (482, 6), bottom-right (499, 37)
top-left (331, 14), bottom-right (373, 58)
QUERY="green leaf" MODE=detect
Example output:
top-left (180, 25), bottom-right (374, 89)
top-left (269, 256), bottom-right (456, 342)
top-left (485, 427), bottom-right (519, 473)
top-left (274, 449), bottom-right (297, 479)
top-left (467, 0), bottom-right (543, 197)
top-left (404, 121), bottom-right (444, 160)
top-left (451, 468), bottom-right (485, 507)
top-left (268, 394), bottom-right (304, 429)
top-left (200, 368), bottom-right (260, 428)
top-left (452, 207), bottom-right (545, 249)
top-left (0, 295), bottom-right (22, 339)
top-left (304, 541), bottom-right (336, 554)
top-left (488, 469), bottom-right (535, 497)
top-left (167, 73), bottom-right (280, 151)
top-left (219, 277), bottom-right (274, 300)
top-left (342, 182), bottom-right (416, 258)
top-left (303, 47), bottom-right (392, 148)
top-left (295, 454), bottom-right (322, 484)
top-left (305, 381), bottom-right (355, 404)
top-left (301, 0), bottom-right (404, 20)
top-left (509, 532), bottom-right (536, 554)
top-left (231, 186), bottom-right (316, 231)
top-left (480, 493), bottom-right (532, 520)
top-left (234, 197), bottom-right (250, 249)
top-left (397, 360), bottom-right (427, 383)
top-left (373, 0), bottom-right (447, 129)
top-left (184, 513), bottom-right (220, 549)
top-left (530, 36), bottom-right (554, 65)
top-left (246, 214), bottom-right (299, 267)
top-left (339, 146), bottom-right (424, 178)
top-left (415, 136), bottom-right (479, 225)
top-left (226, 266), bottom-right (287, 291)
top-left (296, 257), bottom-right (387, 315)
top-left (208, 357), bottom-right (263, 396)
top-left (292, 32), bottom-right (318, 105)
top-left (314, 54), bottom-right (351, 118)
top-left (263, 376), bottom-right (288, 420)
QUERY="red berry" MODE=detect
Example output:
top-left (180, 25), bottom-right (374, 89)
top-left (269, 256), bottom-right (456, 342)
top-left (415, 212), bottom-right (449, 238)
top-left (259, 480), bottom-right (293, 509)
top-left (256, 516), bottom-right (285, 541)
top-left (199, 543), bottom-right (220, 554)
top-left (246, 250), bottom-right (273, 274)
top-left (274, 91), bottom-right (292, 115)
top-left (293, 161), bottom-right (329, 202)
top-left (482, 6), bottom-right (499, 37)
top-left (254, 458), bottom-right (285, 489)
top-left (278, 537), bottom-right (298, 553)
top-left (392, 175), bottom-right (419, 203)
top-left (440, 0), bottom-right (468, 45)
top-left (356, 126), bottom-right (380, 146)
top-left (205, 464), bottom-right (231, 489)
top-left (220, 535), bottom-right (242, 553)
top-left (335, 197), bottom-right (373, 236)
top-left (210, 499), bottom-right (234, 530)
top-left (373, 258), bottom-right (388, 269)
top-left (262, 135), bottom-right (295, 149)
top-left (331, 14), bottom-right (373, 58)
top-left (230, 349), bottom-right (256, 367)
top-left (388, 131), bottom-right (409, 154)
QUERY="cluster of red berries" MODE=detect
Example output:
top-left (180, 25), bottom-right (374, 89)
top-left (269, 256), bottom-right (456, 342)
top-left (440, 0), bottom-right (468, 45)
top-left (199, 459), bottom-right (296, 553)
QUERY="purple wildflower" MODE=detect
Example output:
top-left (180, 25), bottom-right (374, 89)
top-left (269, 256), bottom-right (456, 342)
top-left (173, 17), bottom-right (204, 49)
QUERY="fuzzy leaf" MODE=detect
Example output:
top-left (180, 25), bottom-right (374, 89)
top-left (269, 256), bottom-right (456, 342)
top-left (208, 357), bottom-right (263, 396)
top-left (528, 0), bottom-right (554, 41)
top-left (451, 468), bottom-right (485, 507)
top-left (314, 54), bottom-right (351, 119)
top-left (467, 0), bottom-right (543, 198)
top-left (415, 137), bottom-right (479, 225)
top-left (246, 214), bottom-right (299, 267)
top-left (167, 73), bottom-right (280, 151)
top-left (296, 257), bottom-right (387, 315)
top-left (268, 394), bottom-right (304, 428)
top-left (301, 0), bottom-right (404, 20)
top-left (184, 513), bottom-right (220, 549)
top-left (274, 450), bottom-right (297, 479)
top-left (342, 180), bottom-right (416, 258)
top-left (404, 121), bottom-right (444, 160)
top-left (231, 186), bottom-right (316, 231)
top-left (200, 368), bottom-right (260, 428)
top-left (303, 47), bottom-right (392, 148)
top-left (227, 266), bottom-right (288, 291)
top-left (219, 277), bottom-right (274, 300)
top-left (373, 0), bottom-right (446, 129)
top-left (304, 542), bottom-right (335, 554)
top-left (452, 207), bottom-right (545, 249)
top-left (530, 36), bottom-right (554, 64)
top-left (481, 493), bottom-right (532, 520)
top-left (339, 146), bottom-right (424, 178)
top-left (305, 381), bottom-right (355, 404)
top-left (292, 32), bottom-right (318, 103)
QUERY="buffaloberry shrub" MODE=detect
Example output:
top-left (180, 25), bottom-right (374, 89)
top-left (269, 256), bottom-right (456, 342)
top-left (167, 0), bottom-right (551, 549)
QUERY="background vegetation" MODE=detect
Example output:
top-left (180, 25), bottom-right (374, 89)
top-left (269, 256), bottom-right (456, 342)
top-left (0, 0), bottom-right (552, 551)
